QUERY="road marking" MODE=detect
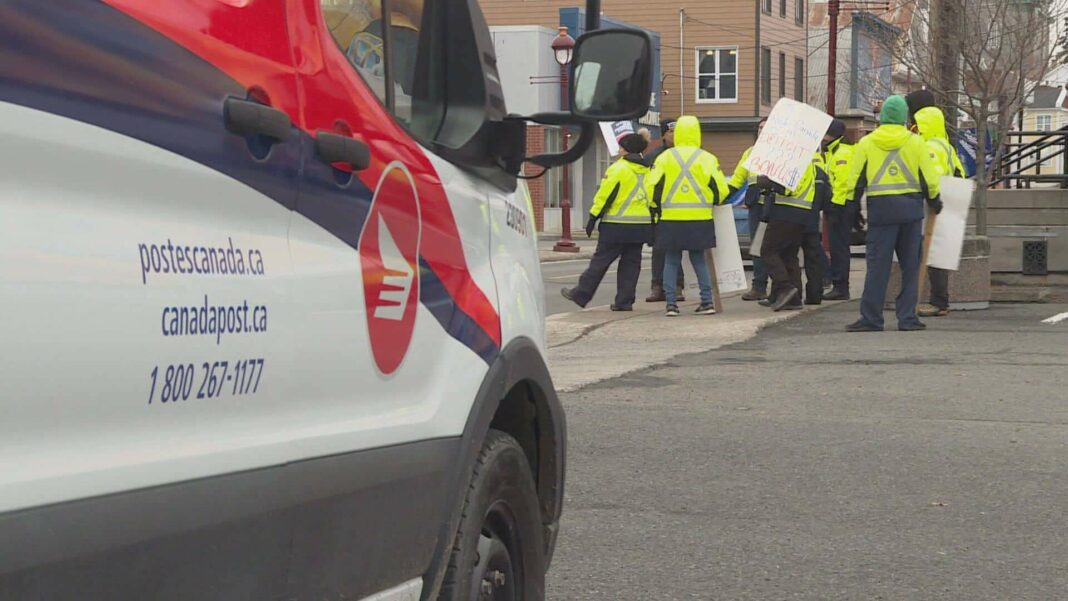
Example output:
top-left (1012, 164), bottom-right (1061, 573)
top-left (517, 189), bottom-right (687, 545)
top-left (1041, 312), bottom-right (1068, 324)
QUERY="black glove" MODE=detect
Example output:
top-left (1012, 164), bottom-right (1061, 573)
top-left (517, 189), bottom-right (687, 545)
top-left (927, 196), bottom-right (944, 215)
top-left (585, 216), bottom-right (597, 238)
top-left (756, 175), bottom-right (774, 191)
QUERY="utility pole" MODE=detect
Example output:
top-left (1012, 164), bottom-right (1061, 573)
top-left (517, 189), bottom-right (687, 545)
top-left (827, 0), bottom-right (840, 115)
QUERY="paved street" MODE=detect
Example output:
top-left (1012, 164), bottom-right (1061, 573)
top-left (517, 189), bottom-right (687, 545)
top-left (547, 301), bottom-right (1068, 600)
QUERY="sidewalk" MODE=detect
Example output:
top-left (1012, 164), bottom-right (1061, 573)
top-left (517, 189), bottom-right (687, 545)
top-left (538, 234), bottom-right (597, 263)
top-left (545, 261), bottom-right (866, 392)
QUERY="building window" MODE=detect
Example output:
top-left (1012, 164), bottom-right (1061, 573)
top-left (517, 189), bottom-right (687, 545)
top-left (1037, 114), bottom-right (1053, 131)
top-left (761, 47), bottom-right (772, 105)
top-left (795, 57), bottom-right (805, 100)
top-left (779, 52), bottom-right (786, 98)
top-left (696, 47), bottom-right (739, 103)
top-left (762, 0), bottom-right (772, 14)
top-left (796, 0), bottom-right (805, 24)
top-left (543, 127), bottom-right (565, 208)
top-left (780, 0), bottom-right (787, 17)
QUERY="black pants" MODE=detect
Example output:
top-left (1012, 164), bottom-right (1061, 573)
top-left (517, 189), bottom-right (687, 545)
top-left (650, 247), bottom-right (685, 290)
top-left (572, 241), bottom-right (644, 307)
top-left (761, 221), bottom-right (806, 302)
top-left (827, 204), bottom-right (855, 291)
top-left (801, 232), bottom-right (826, 303)
top-left (929, 267), bottom-right (950, 310)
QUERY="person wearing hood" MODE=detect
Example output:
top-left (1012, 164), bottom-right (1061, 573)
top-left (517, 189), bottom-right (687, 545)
top-left (651, 115), bottom-right (730, 317)
top-left (562, 124), bottom-right (657, 311)
top-left (913, 102), bottom-right (966, 318)
top-left (729, 117), bottom-right (770, 301)
top-left (822, 118), bottom-right (858, 301)
top-left (644, 120), bottom-right (686, 303)
top-left (845, 95), bottom-right (942, 332)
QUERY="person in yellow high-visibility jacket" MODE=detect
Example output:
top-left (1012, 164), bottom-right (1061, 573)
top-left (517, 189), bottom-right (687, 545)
top-left (562, 124), bottom-right (657, 311)
top-left (845, 95), bottom-right (942, 332)
top-left (822, 118), bottom-right (858, 301)
top-left (914, 103), bottom-right (966, 319)
top-left (752, 155), bottom-right (825, 311)
top-left (728, 117), bottom-right (769, 301)
top-left (650, 115), bottom-right (730, 317)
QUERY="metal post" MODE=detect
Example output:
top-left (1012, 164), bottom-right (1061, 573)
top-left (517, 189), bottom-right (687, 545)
top-left (821, 0), bottom-right (839, 256)
top-left (553, 65), bottom-right (579, 253)
top-left (586, 0), bottom-right (601, 30)
top-left (826, 0), bottom-right (839, 115)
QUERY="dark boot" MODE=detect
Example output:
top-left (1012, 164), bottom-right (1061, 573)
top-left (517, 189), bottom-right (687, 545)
top-left (771, 287), bottom-right (799, 312)
top-left (824, 288), bottom-right (851, 301)
top-left (742, 287), bottom-right (768, 301)
top-left (561, 287), bottom-right (586, 308)
top-left (646, 286), bottom-right (665, 302)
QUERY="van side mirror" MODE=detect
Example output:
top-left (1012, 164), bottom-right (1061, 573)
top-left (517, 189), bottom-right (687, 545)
top-left (504, 28), bottom-right (653, 171)
top-left (569, 29), bottom-right (653, 121)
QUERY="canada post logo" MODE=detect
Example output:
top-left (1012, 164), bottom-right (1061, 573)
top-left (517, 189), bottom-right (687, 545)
top-left (359, 162), bottom-right (421, 376)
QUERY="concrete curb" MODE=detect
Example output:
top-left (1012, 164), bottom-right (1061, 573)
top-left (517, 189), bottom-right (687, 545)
top-left (540, 249), bottom-right (596, 263)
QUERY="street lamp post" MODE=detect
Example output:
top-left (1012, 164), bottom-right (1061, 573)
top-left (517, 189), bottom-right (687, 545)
top-left (552, 27), bottom-right (579, 253)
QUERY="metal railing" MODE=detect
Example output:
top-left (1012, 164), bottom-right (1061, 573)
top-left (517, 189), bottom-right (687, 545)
top-left (991, 127), bottom-right (1068, 189)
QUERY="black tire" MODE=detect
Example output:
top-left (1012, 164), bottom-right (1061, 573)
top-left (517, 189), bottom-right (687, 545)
top-left (439, 429), bottom-right (546, 601)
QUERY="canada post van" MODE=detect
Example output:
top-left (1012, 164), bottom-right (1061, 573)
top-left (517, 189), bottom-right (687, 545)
top-left (0, 1), bottom-right (651, 599)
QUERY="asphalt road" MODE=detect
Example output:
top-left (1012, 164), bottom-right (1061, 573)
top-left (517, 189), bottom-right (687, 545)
top-left (547, 301), bottom-right (1068, 600)
top-left (541, 253), bottom-right (715, 316)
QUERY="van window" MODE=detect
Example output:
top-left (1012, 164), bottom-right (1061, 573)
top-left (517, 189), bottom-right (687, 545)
top-left (320, 0), bottom-right (445, 142)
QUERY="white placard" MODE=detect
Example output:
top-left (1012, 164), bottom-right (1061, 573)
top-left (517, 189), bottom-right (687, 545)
top-left (744, 98), bottom-right (832, 190)
top-left (599, 122), bottom-right (620, 157)
top-left (712, 205), bottom-right (748, 293)
top-left (928, 176), bottom-right (975, 271)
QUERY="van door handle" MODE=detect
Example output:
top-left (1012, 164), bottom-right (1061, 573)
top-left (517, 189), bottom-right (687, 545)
top-left (224, 97), bottom-right (292, 141)
top-left (316, 131), bottom-right (371, 171)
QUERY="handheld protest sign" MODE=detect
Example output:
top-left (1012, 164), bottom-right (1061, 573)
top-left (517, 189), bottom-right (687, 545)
top-left (928, 177), bottom-right (976, 271)
top-left (744, 99), bottom-right (832, 190)
top-left (712, 204), bottom-right (748, 295)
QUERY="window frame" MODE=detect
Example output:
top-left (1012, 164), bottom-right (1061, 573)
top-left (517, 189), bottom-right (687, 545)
top-left (762, 0), bottom-right (772, 14)
top-left (796, 0), bottom-right (805, 24)
top-left (780, 0), bottom-right (787, 17)
top-left (319, 0), bottom-right (449, 146)
top-left (794, 57), bottom-right (805, 101)
top-left (695, 46), bottom-right (740, 104)
top-left (761, 47), bottom-right (772, 105)
top-left (778, 52), bottom-right (786, 99)
top-left (1037, 114), bottom-right (1053, 131)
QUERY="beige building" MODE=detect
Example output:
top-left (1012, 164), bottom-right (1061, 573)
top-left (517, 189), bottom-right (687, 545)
top-left (480, 0), bottom-right (810, 173)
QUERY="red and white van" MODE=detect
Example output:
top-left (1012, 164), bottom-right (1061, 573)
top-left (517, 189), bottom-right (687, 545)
top-left (0, 0), bottom-right (651, 599)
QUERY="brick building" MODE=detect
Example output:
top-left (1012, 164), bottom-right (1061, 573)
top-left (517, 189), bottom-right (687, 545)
top-left (483, 0), bottom-right (810, 231)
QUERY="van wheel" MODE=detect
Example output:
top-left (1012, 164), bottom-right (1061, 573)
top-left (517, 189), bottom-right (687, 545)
top-left (440, 429), bottom-right (545, 601)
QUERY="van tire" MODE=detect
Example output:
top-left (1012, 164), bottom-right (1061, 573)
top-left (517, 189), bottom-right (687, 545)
top-left (439, 429), bottom-right (546, 601)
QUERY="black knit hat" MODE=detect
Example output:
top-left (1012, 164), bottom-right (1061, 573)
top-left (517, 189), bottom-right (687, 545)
top-left (905, 89), bottom-right (937, 121)
top-left (826, 118), bottom-right (847, 140)
top-left (620, 133), bottom-right (649, 154)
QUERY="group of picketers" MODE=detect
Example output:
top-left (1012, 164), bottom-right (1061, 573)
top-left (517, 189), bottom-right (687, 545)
top-left (562, 89), bottom-right (965, 331)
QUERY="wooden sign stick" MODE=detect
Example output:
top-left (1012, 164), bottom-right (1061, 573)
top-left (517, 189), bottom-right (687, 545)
top-left (918, 208), bottom-right (938, 302)
top-left (705, 249), bottom-right (723, 314)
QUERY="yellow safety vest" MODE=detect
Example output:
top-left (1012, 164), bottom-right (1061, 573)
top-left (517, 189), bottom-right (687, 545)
top-left (654, 147), bottom-right (729, 222)
top-left (773, 159), bottom-right (818, 211)
top-left (825, 139), bottom-right (855, 206)
top-left (590, 158), bottom-right (656, 224)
